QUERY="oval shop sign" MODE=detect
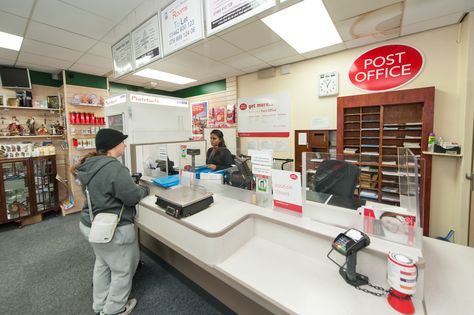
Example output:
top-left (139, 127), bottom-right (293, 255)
top-left (349, 44), bottom-right (424, 92)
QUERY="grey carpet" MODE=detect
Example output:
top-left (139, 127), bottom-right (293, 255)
top-left (0, 213), bottom-right (234, 315)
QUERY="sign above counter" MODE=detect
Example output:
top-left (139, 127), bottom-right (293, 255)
top-left (349, 44), bottom-right (424, 92)
top-left (132, 15), bottom-right (162, 69)
top-left (161, 0), bottom-right (205, 56)
top-left (112, 35), bottom-right (133, 78)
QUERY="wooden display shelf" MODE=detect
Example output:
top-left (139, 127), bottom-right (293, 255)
top-left (70, 103), bottom-right (104, 108)
top-left (0, 135), bottom-right (64, 139)
top-left (422, 151), bottom-right (462, 158)
top-left (1, 106), bottom-right (61, 112)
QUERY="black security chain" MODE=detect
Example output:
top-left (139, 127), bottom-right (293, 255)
top-left (355, 283), bottom-right (391, 297)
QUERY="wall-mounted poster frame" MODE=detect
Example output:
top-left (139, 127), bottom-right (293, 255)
top-left (112, 34), bottom-right (133, 78)
top-left (132, 14), bottom-right (162, 69)
top-left (161, 0), bottom-right (205, 56)
top-left (205, 0), bottom-right (276, 36)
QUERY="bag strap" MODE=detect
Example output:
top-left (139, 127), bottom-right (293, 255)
top-left (86, 185), bottom-right (124, 223)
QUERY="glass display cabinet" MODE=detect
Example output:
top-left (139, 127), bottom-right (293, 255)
top-left (0, 158), bottom-right (32, 222)
top-left (32, 156), bottom-right (58, 214)
top-left (0, 156), bottom-right (58, 224)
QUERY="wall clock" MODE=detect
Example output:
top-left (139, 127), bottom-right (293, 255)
top-left (319, 71), bottom-right (339, 97)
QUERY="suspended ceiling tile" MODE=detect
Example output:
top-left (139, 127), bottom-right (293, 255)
top-left (241, 63), bottom-right (273, 74)
top-left (0, 48), bottom-right (19, 61)
top-left (267, 54), bottom-right (304, 67)
top-left (114, 19), bottom-right (130, 43)
top-left (301, 43), bottom-right (345, 59)
top-left (134, 0), bottom-right (155, 26)
top-left (221, 52), bottom-right (267, 69)
top-left (127, 11), bottom-right (138, 33)
top-left (101, 30), bottom-right (116, 44)
top-left (0, 57), bottom-right (15, 66)
top-left (220, 68), bottom-right (245, 78)
top-left (18, 51), bottom-right (73, 69)
top-left (402, 12), bottom-right (465, 36)
top-left (0, 10), bottom-right (28, 36)
top-left (323, 0), bottom-right (401, 23)
top-left (343, 32), bottom-right (399, 50)
top-left (403, 0), bottom-right (474, 28)
top-left (69, 63), bottom-right (111, 76)
top-left (0, 0), bottom-right (35, 18)
top-left (21, 39), bottom-right (83, 62)
top-left (335, 2), bottom-right (402, 41)
top-left (25, 21), bottom-right (96, 52)
top-left (219, 20), bottom-right (282, 51)
top-left (191, 37), bottom-right (243, 61)
top-left (248, 41), bottom-right (299, 63)
top-left (88, 42), bottom-right (113, 59)
top-left (32, 0), bottom-right (114, 40)
top-left (77, 53), bottom-right (113, 69)
top-left (15, 61), bottom-right (62, 74)
top-left (60, 0), bottom-right (144, 23)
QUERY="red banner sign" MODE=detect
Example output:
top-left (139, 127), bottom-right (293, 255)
top-left (349, 44), bottom-right (423, 91)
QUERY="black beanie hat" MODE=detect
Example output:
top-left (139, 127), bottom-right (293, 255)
top-left (95, 128), bottom-right (128, 151)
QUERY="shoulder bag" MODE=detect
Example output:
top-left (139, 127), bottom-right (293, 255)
top-left (86, 186), bottom-right (124, 243)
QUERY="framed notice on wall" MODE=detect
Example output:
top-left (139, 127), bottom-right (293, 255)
top-left (161, 0), bottom-right (205, 56)
top-left (112, 34), bottom-right (133, 78)
top-left (237, 92), bottom-right (290, 137)
top-left (132, 15), bottom-right (162, 69)
top-left (205, 0), bottom-right (276, 36)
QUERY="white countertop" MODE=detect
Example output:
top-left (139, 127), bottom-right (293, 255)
top-left (137, 183), bottom-right (432, 314)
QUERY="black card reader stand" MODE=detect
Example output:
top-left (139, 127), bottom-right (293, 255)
top-left (339, 251), bottom-right (369, 287)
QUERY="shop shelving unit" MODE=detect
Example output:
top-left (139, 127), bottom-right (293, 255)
top-left (337, 87), bottom-right (434, 235)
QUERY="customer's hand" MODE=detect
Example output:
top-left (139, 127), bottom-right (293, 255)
top-left (140, 184), bottom-right (150, 196)
top-left (207, 164), bottom-right (217, 170)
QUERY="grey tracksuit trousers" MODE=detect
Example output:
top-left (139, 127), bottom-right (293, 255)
top-left (80, 222), bottom-right (140, 314)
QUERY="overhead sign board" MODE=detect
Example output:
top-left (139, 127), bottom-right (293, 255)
top-left (349, 44), bottom-right (424, 92)
top-left (112, 34), bottom-right (133, 78)
top-left (205, 0), bottom-right (276, 36)
top-left (132, 15), bottom-right (162, 69)
top-left (161, 0), bottom-right (205, 56)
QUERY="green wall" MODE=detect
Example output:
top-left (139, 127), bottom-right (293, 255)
top-left (29, 69), bottom-right (226, 98)
top-left (30, 70), bottom-right (62, 87)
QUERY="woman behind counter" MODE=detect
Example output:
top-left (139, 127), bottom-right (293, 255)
top-left (206, 129), bottom-right (234, 170)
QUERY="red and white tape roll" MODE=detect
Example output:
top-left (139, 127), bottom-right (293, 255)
top-left (387, 252), bottom-right (417, 295)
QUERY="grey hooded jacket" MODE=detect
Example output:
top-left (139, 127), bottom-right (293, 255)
top-left (76, 155), bottom-right (148, 227)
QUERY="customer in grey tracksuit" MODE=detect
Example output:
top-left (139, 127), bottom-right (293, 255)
top-left (74, 128), bottom-right (149, 315)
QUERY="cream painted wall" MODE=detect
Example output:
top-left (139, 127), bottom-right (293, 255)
top-left (237, 22), bottom-right (474, 244)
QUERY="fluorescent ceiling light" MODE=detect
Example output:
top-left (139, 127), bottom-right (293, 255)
top-left (0, 31), bottom-right (23, 51)
top-left (262, 0), bottom-right (342, 53)
top-left (133, 69), bottom-right (196, 84)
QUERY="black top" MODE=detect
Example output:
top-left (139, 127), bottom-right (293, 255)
top-left (206, 147), bottom-right (234, 170)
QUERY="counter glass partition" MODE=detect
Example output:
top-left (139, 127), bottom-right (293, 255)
top-left (302, 150), bottom-right (422, 247)
top-left (130, 140), bottom-right (207, 177)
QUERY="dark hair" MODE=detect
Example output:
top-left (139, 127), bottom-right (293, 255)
top-left (70, 150), bottom-right (108, 176)
top-left (210, 129), bottom-right (226, 147)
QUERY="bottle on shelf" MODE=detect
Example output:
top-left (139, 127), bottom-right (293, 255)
top-left (428, 132), bottom-right (436, 152)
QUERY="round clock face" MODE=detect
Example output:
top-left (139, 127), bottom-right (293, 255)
top-left (319, 72), bottom-right (339, 96)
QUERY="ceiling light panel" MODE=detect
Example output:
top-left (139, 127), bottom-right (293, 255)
top-left (0, 31), bottom-right (23, 51)
top-left (262, 0), bottom-right (342, 53)
top-left (133, 69), bottom-right (196, 84)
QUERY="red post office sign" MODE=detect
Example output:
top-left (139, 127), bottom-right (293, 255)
top-left (349, 44), bottom-right (424, 92)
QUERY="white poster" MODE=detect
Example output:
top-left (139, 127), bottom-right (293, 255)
top-left (132, 15), bottom-right (161, 69)
top-left (237, 92), bottom-right (290, 137)
top-left (112, 34), bottom-right (133, 78)
top-left (161, 0), bottom-right (205, 56)
top-left (271, 169), bottom-right (303, 213)
top-left (205, 0), bottom-right (276, 35)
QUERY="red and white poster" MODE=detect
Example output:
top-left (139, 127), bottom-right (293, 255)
top-left (192, 101), bottom-right (208, 140)
top-left (237, 93), bottom-right (290, 137)
top-left (349, 44), bottom-right (424, 92)
top-left (271, 169), bottom-right (303, 213)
